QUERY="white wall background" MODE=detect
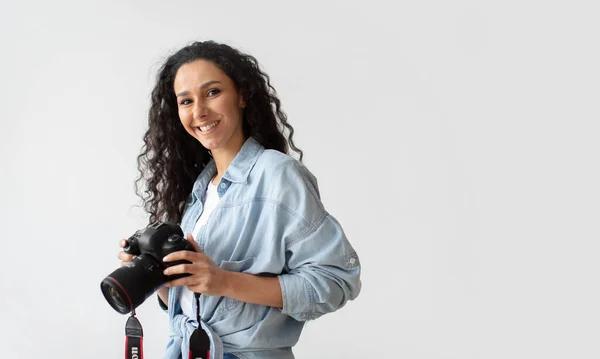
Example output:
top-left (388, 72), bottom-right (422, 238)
top-left (1, 0), bottom-right (599, 358)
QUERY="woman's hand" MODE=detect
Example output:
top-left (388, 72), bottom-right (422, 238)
top-left (163, 234), bottom-right (229, 296)
top-left (117, 238), bottom-right (136, 265)
top-left (162, 234), bottom-right (282, 308)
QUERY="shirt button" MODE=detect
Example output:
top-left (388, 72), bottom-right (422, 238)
top-left (349, 258), bottom-right (356, 264)
top-left (220, 183), bottom-right (227, 188)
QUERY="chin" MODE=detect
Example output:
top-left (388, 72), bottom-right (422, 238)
top-left (197, 138), bottom-right (224, 151)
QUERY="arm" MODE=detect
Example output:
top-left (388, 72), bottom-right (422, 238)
top-left (271, 160), bottom-right (362, 321)
top-left (277, 214), bottom-right (362, 321)
top-left (163, 235), bottom-right (283, 308)
top-left (221, 272), bottom-right (283, 308)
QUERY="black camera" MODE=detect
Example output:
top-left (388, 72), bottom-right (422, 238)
top-left (101, 221), bottom-right (195, 314)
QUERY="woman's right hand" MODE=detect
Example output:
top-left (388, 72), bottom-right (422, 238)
top-left (118, 238), bottom-right (136, 266)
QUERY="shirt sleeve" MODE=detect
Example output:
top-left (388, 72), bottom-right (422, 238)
top-left (278, 214), bottom-right (361, 321)
top-left (273, 159), bottom-right (362, 321)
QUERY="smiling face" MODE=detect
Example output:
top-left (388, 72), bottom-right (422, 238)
top-left (174, 59), bottom-right (246, 154)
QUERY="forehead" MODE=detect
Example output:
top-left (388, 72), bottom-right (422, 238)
top-left (173, 59), bottom-right (229, 90)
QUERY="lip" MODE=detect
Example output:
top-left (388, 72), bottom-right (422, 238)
top-left (194, 120), bottom-right (221, 135)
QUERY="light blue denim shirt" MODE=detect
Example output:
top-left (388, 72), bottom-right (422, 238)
top-left (161, 137), bottom-right (361, 359)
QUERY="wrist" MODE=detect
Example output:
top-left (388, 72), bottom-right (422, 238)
top-left (219, 268), bottom-right (236, 298)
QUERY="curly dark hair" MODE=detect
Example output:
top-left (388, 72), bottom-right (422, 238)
top-left (135, 40), bottom-right (303, 224)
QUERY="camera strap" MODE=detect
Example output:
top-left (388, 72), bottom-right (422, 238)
top-left (125, 310), bottom-right (144, 359)
top-left (188, 293), bottom-right (211, 359)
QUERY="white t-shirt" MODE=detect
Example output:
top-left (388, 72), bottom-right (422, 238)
top-left (180, 178), bottom-right (220, 318)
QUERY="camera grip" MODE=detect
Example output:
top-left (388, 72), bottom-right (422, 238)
top-left (162, 233), bottom-right (197, 281)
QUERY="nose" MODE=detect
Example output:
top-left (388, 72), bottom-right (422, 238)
top-left (192, 100), bottom-right (209, 121)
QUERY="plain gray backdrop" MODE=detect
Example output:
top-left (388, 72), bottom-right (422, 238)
top-left (1, 0), bottom-right (598, 358)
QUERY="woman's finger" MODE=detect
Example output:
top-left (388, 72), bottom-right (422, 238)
top-left (163, 249), bottom-right (202, 263)
top-left (118, 251), bottom-right (135, 261)
top-left (164, 262), bottom-right (207, 276)
top-left (185, 234), bottom-right (203, 253)
top-left (165, 275), bottom-right (201, 288)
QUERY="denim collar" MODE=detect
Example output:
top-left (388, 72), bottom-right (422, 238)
top-left (191, 136), bottom-right (264, 200)
top-left (221, 136), bottom-right (264, 184)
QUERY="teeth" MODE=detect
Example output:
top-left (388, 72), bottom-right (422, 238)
top-left (199, 121), bottom-right (220, 132)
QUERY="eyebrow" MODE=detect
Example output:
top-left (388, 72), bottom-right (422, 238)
top-left (176, 80), bottom-right (222, 97)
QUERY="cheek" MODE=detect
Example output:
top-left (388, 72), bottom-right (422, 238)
top-left (225, 102), bottom-right (244, 123)
top-left (178, 109), bottom-right (192, 127)
top-left (178, 114), bottom-right (196, 136)
top-left (218, 97), bottom-right (241, 120)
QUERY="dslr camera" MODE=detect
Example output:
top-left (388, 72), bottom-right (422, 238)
top-left (101, 221), bottom-right (195, 314)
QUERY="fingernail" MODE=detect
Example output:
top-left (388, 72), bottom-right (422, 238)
top-left (163, 256), bottom-right (169, 262)
top-left (163, 269), bottom-right (169, 275)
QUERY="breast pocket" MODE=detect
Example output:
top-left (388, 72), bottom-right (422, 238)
top-left (214, 257), bottom-right (256, 317)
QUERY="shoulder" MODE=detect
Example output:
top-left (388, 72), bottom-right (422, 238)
top-left (254, 149), bottom-right (298, 170)
top-left (250, 149), bottom-right (325, 217)
top-left (255, 150), bottom-right (318, 191)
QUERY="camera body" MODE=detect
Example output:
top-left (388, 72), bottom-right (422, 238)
top-left (101, 221), bottom-right (196, 314)
top-left (123, 221), bottom-right (195, 281)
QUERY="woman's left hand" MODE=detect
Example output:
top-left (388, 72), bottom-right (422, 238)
top-left (162, 234), bottom-right (228, 296)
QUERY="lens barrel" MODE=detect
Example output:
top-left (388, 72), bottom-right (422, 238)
top-left (100, 254), bottom-right (165, 314)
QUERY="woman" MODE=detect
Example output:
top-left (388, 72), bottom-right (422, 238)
top-left (118, 40), bottom-right (361, 359)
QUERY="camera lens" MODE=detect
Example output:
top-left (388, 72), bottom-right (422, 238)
top-left (100, 254), bottom-right (166, 314)
top-left (109, 287), bottom-right (126, 307)
top-left (101, 279), bottom-right (131, 314)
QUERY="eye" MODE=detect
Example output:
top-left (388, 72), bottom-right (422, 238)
top-left (207, 88), bottom-right (221, 97)
top-left (179, 99), bottom-right (192, 105)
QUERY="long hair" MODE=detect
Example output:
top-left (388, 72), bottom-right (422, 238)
top-left (135, 40), bottom-right (303, 224)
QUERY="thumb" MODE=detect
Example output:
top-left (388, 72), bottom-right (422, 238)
top-left (186, 233), bottom-right (202, 253)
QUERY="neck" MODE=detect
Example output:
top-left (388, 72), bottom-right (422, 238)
top-left (210, 134), bottom-right (247, 184)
